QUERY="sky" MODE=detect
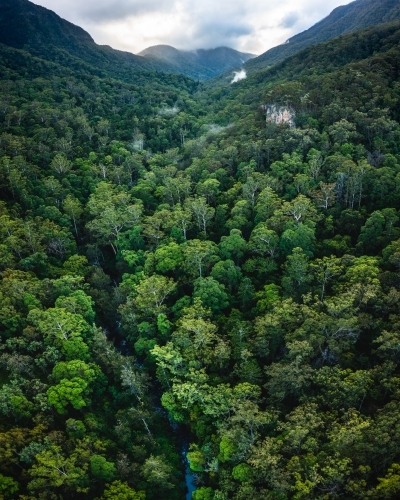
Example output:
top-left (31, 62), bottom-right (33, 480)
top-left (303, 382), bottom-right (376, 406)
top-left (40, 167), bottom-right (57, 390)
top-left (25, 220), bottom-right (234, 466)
top-left (32, 0), bottom-right (353, 55)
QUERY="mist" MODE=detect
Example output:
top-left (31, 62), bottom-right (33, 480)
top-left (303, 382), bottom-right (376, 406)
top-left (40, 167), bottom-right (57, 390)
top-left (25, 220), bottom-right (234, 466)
top-left (231, 69), bottom-right (247, 83)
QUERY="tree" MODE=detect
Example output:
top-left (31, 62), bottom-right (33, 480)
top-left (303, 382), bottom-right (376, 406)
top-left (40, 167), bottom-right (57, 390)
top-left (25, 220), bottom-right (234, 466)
top-left (0, 474), bottom-right (18, 499)
top-left (47, 377), bottom-right (90, 413)
top-left (28, 446), bottom-right (89, 493)
top-left (142, 455), bottom-right (174, 490)
top-left (357, 210), bottom-right (385, 253)
top-left (63, 195), bottom-right (83, 237)
top-left (375, 464), bottom-right (400, 498)
top-left (219, 229), bottom-right (247, 263)
top-left (121, 362), bottom-right (150, 405)
top-left (28, 307), bottom-right (90, 348)
top-left (249, 224), bottom-right (279, 258)
top-left (90, 455), bottom-right (116, 481)
top-left (197, 178), bottom-right (221, 204)
top-left (280, 222), bottom-right (316, 257)
top-left (282, 247), bottom-right (312, 297)
top-left (142, 212), bottom-right (167, 248)
top-left (193, 277), bottom-right (230, 313)
top-left (173, 204), bottom-right (193, 239)
top-left (328, 119), bottom-right (357, 145)
top-left (101, 481), bottom-right (145, 500)
top-left (255, 187), bottom-right (281, 221)
top-left (154, 242), bottom-right (184, 273)
top-left (211, 260), bottom-right (242, 292)
top-left (182, 239), bottom-right (219, 277)
top-left (193, 487), bottom-right (215, 500)
top-left (55, 290), bottom-right (95, 324)
top-left (188, 197), bottom-right (215, 236)
top-left (132, 275), bottom-right (176, 313)
top-left (51, 153), bottom-right (72, 175)
top-left (86, 182), bottom-right (142, 254)
top-left (51, 360), bottom-right (97, 383)
top-left (232, 463), bottom-right (254, 483)
top-left (310, 182), bottom-right (337, 209)
top-left (315, 367), bottom-right (372, 410)
top-left (310, 256), bottom-right (342, 301)
top-left (282, 195), bottom-right (319, 224)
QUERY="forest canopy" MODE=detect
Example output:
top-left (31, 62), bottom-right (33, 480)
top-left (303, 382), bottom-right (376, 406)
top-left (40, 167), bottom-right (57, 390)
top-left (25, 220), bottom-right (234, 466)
top-left (1, 15), bottom-right (400, 500)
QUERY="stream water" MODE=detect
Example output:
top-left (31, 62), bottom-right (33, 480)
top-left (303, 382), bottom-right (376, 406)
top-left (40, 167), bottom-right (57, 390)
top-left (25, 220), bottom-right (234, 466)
top-left (182, 444), bottom-right (197, 500)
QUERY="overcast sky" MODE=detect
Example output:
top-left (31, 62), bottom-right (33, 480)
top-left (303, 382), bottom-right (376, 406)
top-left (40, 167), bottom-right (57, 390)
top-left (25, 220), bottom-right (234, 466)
top-left (32, 0), bottom-right (353, 55)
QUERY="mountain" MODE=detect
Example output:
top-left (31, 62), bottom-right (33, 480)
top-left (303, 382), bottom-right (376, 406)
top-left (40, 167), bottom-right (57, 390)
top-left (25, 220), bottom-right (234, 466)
top-left (245, 0), bottom-right (400, 73)
top-left (0, 0), bottom-right (254, 82)
top-left (0, 0), bottom-right (210, 81)
top-left (0, 0), bottom-right (166, 77)
top-left (138, 45), bottom-right (255, 80)
top-left (3, 0), bottom-right (400, 497)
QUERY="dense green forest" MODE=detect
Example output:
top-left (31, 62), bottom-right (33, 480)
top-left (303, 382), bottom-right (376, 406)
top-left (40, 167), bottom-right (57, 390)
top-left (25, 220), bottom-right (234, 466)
top-left (2, 7), bottom-right (400, 500)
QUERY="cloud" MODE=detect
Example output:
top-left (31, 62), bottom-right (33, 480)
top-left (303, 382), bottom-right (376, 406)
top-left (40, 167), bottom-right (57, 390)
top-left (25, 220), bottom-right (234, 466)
top-left (280, 12), bottom-right (300, 29)
top-left (190, 21), bottom-right (253, 49)
top-left (231, 70), bottom-right (247, 83)
top-left (34, 0), bottom-right (171, 22)
top-left (32, 0), bottom-right (353, 54)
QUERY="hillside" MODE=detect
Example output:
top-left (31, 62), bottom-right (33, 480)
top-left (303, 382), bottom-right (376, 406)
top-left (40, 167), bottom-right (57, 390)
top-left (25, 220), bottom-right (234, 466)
top-left (245, 0), bottom-right (400, 73)
top-left (139, 45), bottom-right (255, 80)
top-left (208, 21), bottom-right (400, 96)
top-left (0, 0), bottom-right (202, 80)
top-left (0, 0), bottom-right (253, 82)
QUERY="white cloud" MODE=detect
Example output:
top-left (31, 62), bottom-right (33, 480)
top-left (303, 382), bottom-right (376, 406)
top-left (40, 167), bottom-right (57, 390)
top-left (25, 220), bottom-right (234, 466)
top-left (231, 70), bottom-right (247, 83)
top-left (32, 0), bottom-right (353, 54)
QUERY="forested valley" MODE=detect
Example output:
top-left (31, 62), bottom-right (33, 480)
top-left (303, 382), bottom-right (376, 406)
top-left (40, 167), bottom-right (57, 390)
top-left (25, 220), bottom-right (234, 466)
top-left (2, 5), bottom-right (400, 500)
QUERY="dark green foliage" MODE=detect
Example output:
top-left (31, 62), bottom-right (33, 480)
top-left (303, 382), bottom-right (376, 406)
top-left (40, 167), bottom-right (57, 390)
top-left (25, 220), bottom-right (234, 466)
top-left (2, 4), bottom-right (400, 500)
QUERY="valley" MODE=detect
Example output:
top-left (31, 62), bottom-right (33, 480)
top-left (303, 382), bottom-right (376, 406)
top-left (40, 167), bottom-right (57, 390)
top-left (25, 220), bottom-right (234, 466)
top-left (1, 1), bottom-right (400, 499)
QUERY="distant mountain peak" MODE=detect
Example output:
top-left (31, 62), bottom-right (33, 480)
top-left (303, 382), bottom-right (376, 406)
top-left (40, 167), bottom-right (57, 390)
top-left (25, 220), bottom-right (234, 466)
top-left (138, 45), bottom-right (180, 58)
top-left (138, 44), bottom-right (256, 80)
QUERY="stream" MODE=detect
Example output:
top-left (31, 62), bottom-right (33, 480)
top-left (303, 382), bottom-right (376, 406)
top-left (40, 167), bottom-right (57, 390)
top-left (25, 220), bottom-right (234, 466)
top-left (182, 443), bottom-right (197, 500)
top-left (114, 332), bottom-right (197, 498)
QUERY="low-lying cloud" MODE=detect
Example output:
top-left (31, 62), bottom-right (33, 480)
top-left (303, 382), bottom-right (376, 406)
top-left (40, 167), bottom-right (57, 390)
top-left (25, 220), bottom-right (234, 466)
top-left (231, 69), bottom-right (247, 83)
top-left (32, 0), bottom-right (352, 55)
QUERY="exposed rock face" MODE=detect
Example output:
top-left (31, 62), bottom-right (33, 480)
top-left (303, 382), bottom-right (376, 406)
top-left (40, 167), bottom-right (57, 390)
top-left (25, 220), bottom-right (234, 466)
top-left (264, 105), bottom-right (295, 127)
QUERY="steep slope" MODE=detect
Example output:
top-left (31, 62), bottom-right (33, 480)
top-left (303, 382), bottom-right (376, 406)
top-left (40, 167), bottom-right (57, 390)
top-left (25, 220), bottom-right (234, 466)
top-left (245, 0), bottom-right (400, 73)
top-left (0, 0), bottom-right (254, 82)
top-left (0, 0), bottom-right (189, 80)
top-left (139, 45), bottom-right (255, 80)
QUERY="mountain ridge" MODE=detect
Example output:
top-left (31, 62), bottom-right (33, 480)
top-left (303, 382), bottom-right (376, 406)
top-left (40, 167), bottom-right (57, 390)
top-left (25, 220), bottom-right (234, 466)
top-left (0, 0), bottom-right (255, 81)
top-left (139, 44), bottom-right (256, 80)
top-left (245, 0), bottom-right (400, 73)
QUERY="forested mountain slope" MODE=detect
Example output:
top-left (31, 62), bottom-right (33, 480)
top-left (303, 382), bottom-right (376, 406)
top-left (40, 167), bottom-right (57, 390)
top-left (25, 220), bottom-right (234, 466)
top-left (0, 0), bottom-right (253, 82)
top-left (245, 0), bottom-right (400, 73)
top-left (2, 10), bottom-right (400, 500)
top-left (0, 0), bottom-right (195, 79)
top-left (210, 21), bottom-right (400, 94)
top-left (139, 45), bottom-right (255, 81)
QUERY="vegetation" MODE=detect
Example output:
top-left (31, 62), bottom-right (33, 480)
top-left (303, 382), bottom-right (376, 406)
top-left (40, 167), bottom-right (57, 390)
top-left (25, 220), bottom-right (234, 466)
top-left (138, 46), bottom-right (255, 81)
top-left (0, 0), bottom-right (254, 82)
top-left (2, 3), bottom-right (400, 499)
top-left (244, 0), bottom-right (400, 74)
